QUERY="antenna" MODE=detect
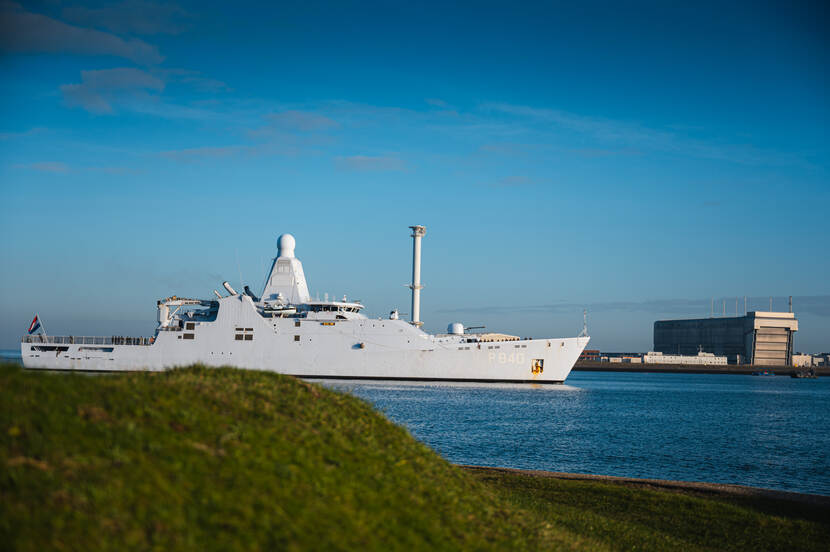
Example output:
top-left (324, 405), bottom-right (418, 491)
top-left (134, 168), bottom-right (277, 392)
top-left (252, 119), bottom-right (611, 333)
top-left (769, 296), bottom-right (772, 311)
top-left (744, 295), bottom-right (747, 315)
top-left (259, 255), bottom-right (271, 298)
top-left (579, 309), bottom-right (588, 337)
top-left (408, 225), bottom-right (426, 327)
top-left (789, 295), bottom-right (792, 313)
top-left (235, 248), bottom-right (243, 291)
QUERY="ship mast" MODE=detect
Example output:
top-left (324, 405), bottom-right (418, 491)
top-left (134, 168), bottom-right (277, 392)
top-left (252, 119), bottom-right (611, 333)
top-left (408, 225), bottom-right (426, 327)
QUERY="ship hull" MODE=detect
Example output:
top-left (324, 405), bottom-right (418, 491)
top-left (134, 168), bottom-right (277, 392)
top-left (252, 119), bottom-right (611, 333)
top-left (21, 297), bottom-right (589, 383)
top-left (21, 335), bottom-right (588, 383)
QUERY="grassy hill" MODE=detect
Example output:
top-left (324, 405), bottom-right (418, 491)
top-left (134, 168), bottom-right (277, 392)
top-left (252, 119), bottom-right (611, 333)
top-left (2, 363), bottom-right (828, 551)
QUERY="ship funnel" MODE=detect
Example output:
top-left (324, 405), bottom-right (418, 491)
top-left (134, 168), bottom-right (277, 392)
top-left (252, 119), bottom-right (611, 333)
top-left (223, 281), bottom-right (238, 296)
top-left (408, 225), bottom-right (426, 327)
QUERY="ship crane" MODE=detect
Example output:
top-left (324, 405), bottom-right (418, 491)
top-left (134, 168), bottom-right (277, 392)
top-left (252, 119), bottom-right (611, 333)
top-left (157, 296), bottom-right (215, 328)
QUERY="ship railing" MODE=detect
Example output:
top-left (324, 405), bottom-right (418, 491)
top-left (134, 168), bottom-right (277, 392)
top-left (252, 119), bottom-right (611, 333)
top-left (21, 335), bottom-right (154, 346)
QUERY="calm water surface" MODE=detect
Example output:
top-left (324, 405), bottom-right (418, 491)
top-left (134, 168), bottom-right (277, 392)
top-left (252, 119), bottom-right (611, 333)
top-left (325, 372), bottom-right (830, 496)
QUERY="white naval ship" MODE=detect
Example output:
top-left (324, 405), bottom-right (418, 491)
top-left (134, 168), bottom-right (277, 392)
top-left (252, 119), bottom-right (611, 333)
top-left (22, 227), bottom-right (589, 383)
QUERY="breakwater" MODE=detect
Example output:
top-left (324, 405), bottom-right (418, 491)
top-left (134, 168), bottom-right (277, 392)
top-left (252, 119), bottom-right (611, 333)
top-left (574, 361), bottom-right (828, 376)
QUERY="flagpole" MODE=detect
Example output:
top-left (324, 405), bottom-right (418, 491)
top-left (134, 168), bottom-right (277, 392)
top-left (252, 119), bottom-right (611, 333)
top-left (37, 313), bottom-right (47, 338)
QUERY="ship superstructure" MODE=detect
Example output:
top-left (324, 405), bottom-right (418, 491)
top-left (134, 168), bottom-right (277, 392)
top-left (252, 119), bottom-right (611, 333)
top-left (21, 227), bottom-right (589, 383)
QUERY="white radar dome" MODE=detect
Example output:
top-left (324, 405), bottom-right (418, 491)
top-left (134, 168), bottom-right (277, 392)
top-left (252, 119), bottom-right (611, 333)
top-left (448, 322), bottom-right (464, 335)
top-left (277, 233), bottom-right (296, 258)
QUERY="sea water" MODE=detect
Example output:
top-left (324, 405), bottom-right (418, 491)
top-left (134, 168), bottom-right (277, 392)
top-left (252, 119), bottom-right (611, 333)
top-left (325, 372), bottom-right (830, 496)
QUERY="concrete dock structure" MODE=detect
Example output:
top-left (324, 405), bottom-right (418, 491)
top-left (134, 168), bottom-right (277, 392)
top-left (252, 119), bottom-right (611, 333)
top-left (654, 312), bottom-right (798, 366)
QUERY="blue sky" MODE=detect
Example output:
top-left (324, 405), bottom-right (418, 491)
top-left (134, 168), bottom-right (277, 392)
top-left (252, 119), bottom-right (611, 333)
top-left (1, 0), bottom-right (828, 352)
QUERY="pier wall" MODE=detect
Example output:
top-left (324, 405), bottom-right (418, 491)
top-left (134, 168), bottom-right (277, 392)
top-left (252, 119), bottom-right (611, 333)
top-left (574, 361), bottom-right (827, 376)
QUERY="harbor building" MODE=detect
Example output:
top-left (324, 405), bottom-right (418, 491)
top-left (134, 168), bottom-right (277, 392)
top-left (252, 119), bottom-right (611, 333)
top-left (653, 312), bottom-right (798, 366)
top-left (793, 354), bottom-right (813, 367)
top-left (578, 349), bottom-right (601, 362)
top-left (793, 353), bottom-right (827, 368)
top-left (643, 351), bottom-right (728, 365)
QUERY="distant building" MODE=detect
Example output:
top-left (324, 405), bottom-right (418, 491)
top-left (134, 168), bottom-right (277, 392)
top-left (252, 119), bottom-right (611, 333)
top-left (608, 356), bottom-right (643, 363)
top-left (792, 354), bottom-right (813, 367)
top-left (578, 349), bottom-right (601, 362)
top-left (643, 351), bottom-right (728, 365)
top-left (599, 352), bottom-right (643, 363)
top-left (793, 353), bottom-right (827, 367)
top-left (653, 311), bottom-right (798, 366)
top-left (602, 352), bottom-right (644, 359)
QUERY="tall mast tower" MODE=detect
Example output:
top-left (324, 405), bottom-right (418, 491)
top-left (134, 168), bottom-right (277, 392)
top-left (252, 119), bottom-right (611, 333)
top-left (408, 225), bottom-right (426, 327)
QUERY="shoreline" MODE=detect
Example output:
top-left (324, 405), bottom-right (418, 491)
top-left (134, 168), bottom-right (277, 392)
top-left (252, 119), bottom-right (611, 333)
top-left (574, 361), bottom-right (828, 376)
top-left (460, 465), bottom-right (830, 506)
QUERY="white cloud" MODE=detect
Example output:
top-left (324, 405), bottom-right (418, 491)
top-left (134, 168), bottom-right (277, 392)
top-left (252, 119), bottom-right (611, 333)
top-left (491, 175), bottom-right (534, 188)
top-left (0, 3), bottom-right (163, 65)
top-left (14, 162), bottom-right (143, 174)
top-left (334, 155), bottom-right (407, 172)
top-left (0, 127), bottom-right (47, 140)
top-left (265, 110), bottom-right (339, 132)
top-left (26, 162), bottom-right (70, 173)
top-left (439, 296), bottom-right (830, 317)
top-left (159, 146), bottom-right (244, 161)
top-left (61, 68), bottom-right (165, 114)
top-left (61, 1), bottom-right (190, 36)
top-left (479, 102), bottom-right (813, 168)
top-left (163, 69), bottom-right (230, 92)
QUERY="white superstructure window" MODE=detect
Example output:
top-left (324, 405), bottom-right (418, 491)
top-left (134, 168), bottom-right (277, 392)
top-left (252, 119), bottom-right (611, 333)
top-left (234, 327), bottom-right (254, 341)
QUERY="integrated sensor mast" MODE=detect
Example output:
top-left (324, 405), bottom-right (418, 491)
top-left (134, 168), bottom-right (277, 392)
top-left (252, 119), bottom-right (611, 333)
top-left (409, 225), bottom-right (426, 326)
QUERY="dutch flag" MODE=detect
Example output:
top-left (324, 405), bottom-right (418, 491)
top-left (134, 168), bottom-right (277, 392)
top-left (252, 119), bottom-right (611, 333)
top-left (28, 315), bottom-right (41, 334)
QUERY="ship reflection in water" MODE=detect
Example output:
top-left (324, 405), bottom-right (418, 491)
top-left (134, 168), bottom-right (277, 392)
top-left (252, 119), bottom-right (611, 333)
top-left (326, 371), bottom-right (830, 496)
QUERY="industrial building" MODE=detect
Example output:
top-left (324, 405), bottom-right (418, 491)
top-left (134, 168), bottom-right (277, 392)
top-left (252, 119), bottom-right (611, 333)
top-left (653, 311), bottom-right (798, 366)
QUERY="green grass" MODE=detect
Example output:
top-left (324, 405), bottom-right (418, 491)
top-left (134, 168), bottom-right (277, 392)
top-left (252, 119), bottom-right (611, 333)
top-left (465, 468), bottom-right (830, 552)
top-left (2, 362), bottom-right (827, 551)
